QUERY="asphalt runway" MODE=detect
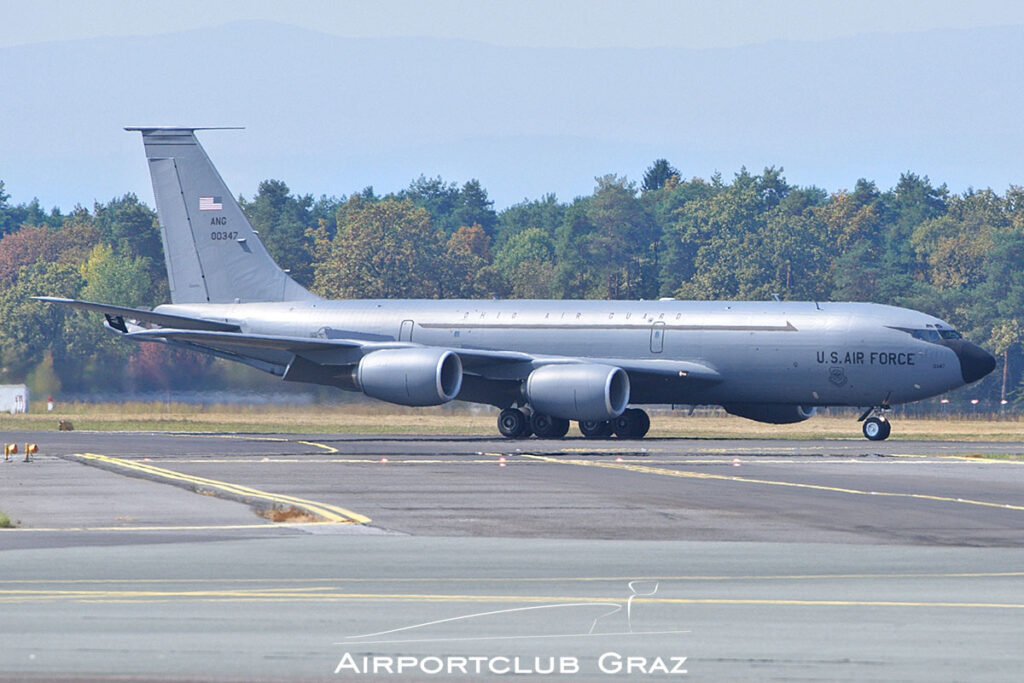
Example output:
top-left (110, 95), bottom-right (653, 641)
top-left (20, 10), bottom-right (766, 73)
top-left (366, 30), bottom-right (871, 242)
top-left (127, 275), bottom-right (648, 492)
top-left (2, 430), bottom-right (1024, 681)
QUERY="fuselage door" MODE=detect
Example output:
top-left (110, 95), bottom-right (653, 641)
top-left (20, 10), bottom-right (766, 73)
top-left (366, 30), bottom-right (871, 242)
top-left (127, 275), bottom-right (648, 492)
top-left (650, 321), bottom-right (665, 354)
top-left (399, 319), bottom-right (414, 342)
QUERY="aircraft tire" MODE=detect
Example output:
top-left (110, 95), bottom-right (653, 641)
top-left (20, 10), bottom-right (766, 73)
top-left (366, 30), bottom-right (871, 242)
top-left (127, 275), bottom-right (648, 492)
top-left (862, 416), bottom-right (891, 441)
top-left (498, 408), bottom-right (530, 438)
top-left (613, 408), bottom-right (651, 439)
top-left (633, 409), bottom-right (651, 438)
top-left (579, 419), bottom-right (614, 439)
top-left (531, 412), bottom-right (570, 438)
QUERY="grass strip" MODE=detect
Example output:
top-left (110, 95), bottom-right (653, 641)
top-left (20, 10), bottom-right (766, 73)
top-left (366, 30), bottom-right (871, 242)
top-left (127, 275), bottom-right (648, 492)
top-left (2, 402), bottom-right (1024, 441)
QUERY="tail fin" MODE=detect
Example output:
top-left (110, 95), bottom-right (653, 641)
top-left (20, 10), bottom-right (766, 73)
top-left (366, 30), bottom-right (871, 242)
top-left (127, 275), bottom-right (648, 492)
top-left (126, 127), bottom-right (316, 304)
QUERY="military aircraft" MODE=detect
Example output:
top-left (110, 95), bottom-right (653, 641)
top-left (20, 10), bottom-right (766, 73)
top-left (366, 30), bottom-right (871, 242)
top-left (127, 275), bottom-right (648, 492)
top-left (39, 128), bottom-right (996, 440)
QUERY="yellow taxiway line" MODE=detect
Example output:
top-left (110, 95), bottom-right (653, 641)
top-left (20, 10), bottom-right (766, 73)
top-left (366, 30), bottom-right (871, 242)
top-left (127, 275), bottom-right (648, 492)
top-left (67, 452), bottom-right (370, 524)
top-left (298, 440), bottom-right (340, 453)
top-left (1, 571), bottom-right (1022, 585)
top-left (0, 588), bottom-right (1022, 609)
top-left (518, 454), bottom-right (1024, 512)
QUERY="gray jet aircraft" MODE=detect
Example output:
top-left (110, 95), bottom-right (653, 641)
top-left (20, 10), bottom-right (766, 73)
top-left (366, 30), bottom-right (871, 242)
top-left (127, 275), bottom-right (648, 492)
top-left (39, 128), bottom-right (996, 440)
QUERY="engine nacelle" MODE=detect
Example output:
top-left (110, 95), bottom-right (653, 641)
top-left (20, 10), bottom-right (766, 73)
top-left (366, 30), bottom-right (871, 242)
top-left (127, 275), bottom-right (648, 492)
top-left (525, 364), bottom-right (630, 421)
top-left (357, 348), bottom-right (462, 406)
top-left (722, 403), bottom-right (817, 424)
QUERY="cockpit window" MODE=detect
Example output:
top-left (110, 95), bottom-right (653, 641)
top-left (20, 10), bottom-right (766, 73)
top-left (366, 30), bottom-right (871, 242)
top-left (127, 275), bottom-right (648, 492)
top-left (912, 329), bottom-right (941, 342)
top-left (909, 328), bottom-right (962, 342)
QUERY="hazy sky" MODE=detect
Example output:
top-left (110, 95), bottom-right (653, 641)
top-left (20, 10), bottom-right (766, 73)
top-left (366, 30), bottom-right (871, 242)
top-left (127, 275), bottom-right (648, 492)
top-left (3, 0), bottom-right (1024, 49)
top-left (4, 1), bottom-right (1024, 211)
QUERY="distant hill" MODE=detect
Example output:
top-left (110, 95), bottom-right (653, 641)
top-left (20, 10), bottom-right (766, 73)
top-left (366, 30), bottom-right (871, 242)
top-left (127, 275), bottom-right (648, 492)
top-left (2, 20), bottom-right (1023, 209)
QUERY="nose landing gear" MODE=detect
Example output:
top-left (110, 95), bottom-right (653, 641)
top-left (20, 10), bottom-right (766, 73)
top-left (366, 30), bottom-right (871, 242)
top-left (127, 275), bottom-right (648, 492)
top-left (862, 416), bottom-right (891, 441)
top-left (858, 406), bottom-right (892, 441)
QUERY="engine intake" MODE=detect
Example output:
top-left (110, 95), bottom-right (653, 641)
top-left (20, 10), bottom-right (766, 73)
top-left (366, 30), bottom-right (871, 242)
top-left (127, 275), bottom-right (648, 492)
top-left (357, 347), bottom-right (462, 406)
top-left (722, 403), bottom-right (816, 424)
top-left (526, 364), bottom-right (630, 421)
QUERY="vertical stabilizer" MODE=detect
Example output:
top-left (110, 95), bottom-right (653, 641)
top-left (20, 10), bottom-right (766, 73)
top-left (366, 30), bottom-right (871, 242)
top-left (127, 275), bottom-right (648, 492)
top-left (126, 127), bottom-right (316, 304)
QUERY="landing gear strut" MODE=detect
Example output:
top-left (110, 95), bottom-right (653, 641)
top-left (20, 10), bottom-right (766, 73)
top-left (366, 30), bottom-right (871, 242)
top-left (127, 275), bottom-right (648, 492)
top-left (858, 407), bottom-right (892, 441)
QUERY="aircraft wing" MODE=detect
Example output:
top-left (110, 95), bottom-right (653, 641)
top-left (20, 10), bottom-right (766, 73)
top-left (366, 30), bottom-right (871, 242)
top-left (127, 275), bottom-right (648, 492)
top-left (34, 297), bottom-right (241, 332)
top-left (127, 328), bottom-right (535, 368)
top-left (126, 328), bottom-right (719, 383)
top-left (593, 357), bottom-right (722, 383)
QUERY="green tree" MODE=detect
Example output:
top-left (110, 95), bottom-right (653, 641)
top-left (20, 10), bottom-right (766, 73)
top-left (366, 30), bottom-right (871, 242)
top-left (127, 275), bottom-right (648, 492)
top-left (553, 200), bottom-right (595, 298)
top-left (0, 261), bottom-right (84, 382)
top-left (400, 176), bottom-right (460, 234)
top-left (311, 197), bottom-right (445, 298)
top-left (642, 158), bottom-right (680, 193)
top-left (60, 244), bottom-right (156, 390)
top-left (493, 193), bottom-right (565, 250)
top-left (653, 178), bottom-right (718, 296)
top-left (494, 227), bottom-right (558, 298)
top-left (0, 181), bottom-right (13, 236)
top-left (93, 193), bottom-right (166, 300)
top-left (451, 180), bottom-right (498, 238)
top-left (94, 194), bottom-right (162, 262)
top-left (555, 175), bottom-right (659, 300)
top-left (0, 182), bottom-right (64, 235)
top-left (442, 224), bottom-right (500, 298)
top-left (239, 180), bottom-right (316, 286)
top-left (667, 168), bottom-right (791, 300)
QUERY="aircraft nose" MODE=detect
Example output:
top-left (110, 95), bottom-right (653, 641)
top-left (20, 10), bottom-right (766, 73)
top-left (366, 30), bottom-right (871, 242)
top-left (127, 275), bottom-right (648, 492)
top-left (951, 340), bottom-right (996, 384)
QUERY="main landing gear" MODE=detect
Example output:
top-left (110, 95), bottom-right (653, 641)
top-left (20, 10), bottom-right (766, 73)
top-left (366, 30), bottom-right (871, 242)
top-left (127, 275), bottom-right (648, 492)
top-left (858, 407), bottom-right (892, 441)
top-left (497, 407), bottom-right (650, 440)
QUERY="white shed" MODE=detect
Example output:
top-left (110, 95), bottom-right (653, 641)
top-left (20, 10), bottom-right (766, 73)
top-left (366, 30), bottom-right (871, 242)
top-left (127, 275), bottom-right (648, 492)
top-left (0, 385), bottom-right (29, 414)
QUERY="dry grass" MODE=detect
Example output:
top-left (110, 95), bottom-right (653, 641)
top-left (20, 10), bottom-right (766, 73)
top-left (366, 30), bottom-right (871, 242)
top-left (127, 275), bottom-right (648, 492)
top-left (257, 505), bottom-right (323, 523)
top-left (645, 415), bottom-right (1024, 441)
top-left (0, 512), bottom-right (15, 528)
top-left (0, 401), bottom-right (1022, 441)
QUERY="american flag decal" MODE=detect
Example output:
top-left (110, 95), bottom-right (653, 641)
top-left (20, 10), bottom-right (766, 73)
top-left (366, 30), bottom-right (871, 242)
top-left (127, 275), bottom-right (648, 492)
top-left (199, 196), bottom-right (223, 211)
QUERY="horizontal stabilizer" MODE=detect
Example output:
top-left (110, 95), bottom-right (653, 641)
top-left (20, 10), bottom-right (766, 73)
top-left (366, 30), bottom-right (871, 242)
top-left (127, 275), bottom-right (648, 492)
top-left (34, 297), bottom-right (241, 332)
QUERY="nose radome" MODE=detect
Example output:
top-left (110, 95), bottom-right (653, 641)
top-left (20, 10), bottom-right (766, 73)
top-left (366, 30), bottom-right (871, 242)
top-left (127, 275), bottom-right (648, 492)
top-left (956, 341), bottom-right (996, 384)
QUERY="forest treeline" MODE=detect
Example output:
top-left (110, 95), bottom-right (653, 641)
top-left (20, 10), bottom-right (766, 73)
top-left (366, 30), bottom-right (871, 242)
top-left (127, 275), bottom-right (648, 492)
top-left (1, 160), bottom-right (1021, 408)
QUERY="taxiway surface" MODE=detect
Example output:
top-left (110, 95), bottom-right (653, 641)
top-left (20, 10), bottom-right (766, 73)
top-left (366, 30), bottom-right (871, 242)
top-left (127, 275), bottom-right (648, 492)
top-left (2, 431), bottom-right (1023, 681)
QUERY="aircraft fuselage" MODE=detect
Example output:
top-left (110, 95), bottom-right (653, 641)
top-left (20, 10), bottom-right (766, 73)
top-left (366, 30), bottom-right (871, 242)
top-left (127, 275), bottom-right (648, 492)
top-left (158, 298), bottom-right (974, 408)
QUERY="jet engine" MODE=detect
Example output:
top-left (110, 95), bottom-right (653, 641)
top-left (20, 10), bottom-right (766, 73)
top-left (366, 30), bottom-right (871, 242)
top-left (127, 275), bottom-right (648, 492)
top-left (356, 348), bottom-right (463, 406)
top-left (525, 364), bottom-right (630, 421)
top-left (722, 403), bottom-right (817, 424)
